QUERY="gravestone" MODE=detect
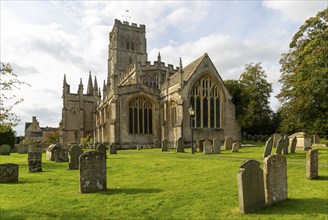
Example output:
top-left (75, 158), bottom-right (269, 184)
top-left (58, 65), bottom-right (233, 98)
top-left (237, 160), bottom-right (265, 213)
top-left (203, 140), bottom-right (212, 154)
top-left (80, 151), bottom-right (106, 193)
top-left (264, 154), bottom-right (288, 206)
top-left (176, 137), bottom-right (184, 152)
top-left (275, 137), bottom-right (284, 155)
top-left (161, 139), bottom-right (168, 152)
top-left (28, 152), bottom-right (42, 172)
top-left (46, 144), bottom-right (61, 161)
top-left (224, 137), bottom-right (233, 150)
top-left (272, 133), bottom-right (282, 148)
top-left (263, 137), bottom-right (273, 157)
top-left (68, 145), bottom-right (83, 170)
top-left (18, 144), bottom-right (28, 154)
top-left (289, 132), bottom-right (311, 150)
top-left (0, 144), bottom-right (11, 155)
top-left (289, 137), bottom-right (297, 154)
top-left (109, 143), bottom-right (117, 154)
top-left (198, 139), bottom-right (205, 152)
top-left (96, 144), bottom-right (107, 157)
top-left (232, 142), bottom-right (241, 152)
top-left (306, 148), bottom-right (318, 180)
top-left (312, 134), bottom-right (320, 144)
top-left (213, 138), bottom-right (221, 154)
top-left (154, 139), bottom-right (161, 148)
top-left (53, 148), bottom-right (69, 162)
top-left (282, 135), bottom-right (289, 155)
top-left (0, 163), bottom-right (19, 183)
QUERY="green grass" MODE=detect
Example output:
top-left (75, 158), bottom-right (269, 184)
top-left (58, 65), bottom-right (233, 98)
top-left (0, 144), bottom-right (327, 220)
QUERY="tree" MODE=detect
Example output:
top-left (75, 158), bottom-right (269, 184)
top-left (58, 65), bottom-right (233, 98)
top-left (277, 8), bottom-right (328, 135)
top-left (239, 63), bottom-right (273, 135)
top-left (0, 63), bottom-right (29, 132)
top-left (0, 127), bottom-right (16, 147)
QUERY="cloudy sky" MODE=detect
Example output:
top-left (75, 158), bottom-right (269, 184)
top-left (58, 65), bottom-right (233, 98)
top-left (1, 1), bottom-right (326, 136)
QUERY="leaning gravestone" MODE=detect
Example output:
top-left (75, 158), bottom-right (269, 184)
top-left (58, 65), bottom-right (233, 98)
top-left (0, 144), bottom-right (11, 155)
top-left (282, 135), bottom-right (289, 155)
top-left (272, 133), bottom-right (282, 148)
top-left (80, 151), bottom-right (106, 193)
top-left (224, 137), bottom-right (233, 150)
top-left (275, 137), bottom-right (284, 155)
top-left (264, 154), bottom-right (288, 206)
top-left (28, 152), bottom-right (42, 172)
top-left (68, 145), bottom-right (83, 170)
top-left (289, 137), bottom-right (297, 154)
top-left (237, 160), bottom-right (265, 214)
top-left (0, 163), bottom-right (19, 183)
top-left (109, 143), bottom-right (117, 154)
top-left (96, 143), bottom-right (107, 157)
top-left (203, 140), bottom-right (212, 154)
top-left (263, 137), bottom-right (273, 157)
top-left (161, 139), bottom-right (168, 152)
top-left (306, 148), bottom-right (318, 180)
top-left (232, 142), bottom-right (241, 152)
top-left (213, 138), bottom-right (221, 154)
top-left (176, 137), bottom-right (184, 152)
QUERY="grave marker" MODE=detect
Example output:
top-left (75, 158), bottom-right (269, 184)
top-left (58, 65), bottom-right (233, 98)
top-left (69, 145), bottom-right (83, 170)
top-left (306, 148), bottom-right (318, 179)
top-left (263, 137), bottom-right (273, 157)
top-left (28, 152), bottom-right (42, 172)
top-left (232, 142), bottom-right (241, 152)
top-left (0, 163), bottom-right (19, 183)
top-left (224, 137), bottom-right (233, 150)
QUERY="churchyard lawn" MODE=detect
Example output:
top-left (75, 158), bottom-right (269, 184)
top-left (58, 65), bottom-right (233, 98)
top-left (0, 143), bottom-right (327, 219)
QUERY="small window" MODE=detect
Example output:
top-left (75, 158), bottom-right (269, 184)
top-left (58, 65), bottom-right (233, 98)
top-left (127, 41), bottom-right (130, 50)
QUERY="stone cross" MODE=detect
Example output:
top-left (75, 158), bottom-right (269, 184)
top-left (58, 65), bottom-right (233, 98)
top-left (237, 160), bottom-right (265, 213)
top-left (263, 137), bottom-right (273, 157)
top-left (264, 154), bottom-right (288, 206)
top-left (306, 148), bottom-right (318, 179)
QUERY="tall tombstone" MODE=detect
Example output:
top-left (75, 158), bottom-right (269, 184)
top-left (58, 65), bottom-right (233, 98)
top-left (161, 139), bottom-right (168, 152)
top-left (264, 154), bottom-right (288, 206)
top-left (96, 143), bottom-right (107, 158)
top-left (79, 151), bottom-right (107, 193)
top-left (28, 152), bottom-right (42, 172)
top-left (282, 135), bottom-right (289, 155)
top-left (68, 145), bottom-right (83, 170)
top-left (289, 137), bottom-right (297, 154)
top-left (213, 138), bottom-right (221, 154)
top-left (232, 142), bottom-right (241, 152)
top-left (263, 137), bottom-right (273, 157)
top-left (109, 143), bottom-right (117, 154)
top-left (176, 137), bottom-right (184, 152)
top-left (203, 140), bottom-right (212, 154)
top-left (272, 133), bottom-right (282, 148)
top-left (237, 160), bottom-right (265, 214)
top-left (275, 137), bottom-right (284, 155)
top-left (306, 148), bottom-right (318, 180)
top-left (224, 137), bottom-right (233, 150)
top-left (0, 144), bottom-right (11, 155)
top-left (0, 163), bottom-right (19, 183)
top-left (313, 134), bottom-right (320, 144)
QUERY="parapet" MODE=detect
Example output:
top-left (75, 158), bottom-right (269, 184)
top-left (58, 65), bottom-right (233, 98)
top-left (114, 19), bottom-right (145, 30)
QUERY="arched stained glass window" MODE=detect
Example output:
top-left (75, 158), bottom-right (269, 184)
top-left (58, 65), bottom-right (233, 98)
top-left (128, 98), bottom-right (153, 134)
top-left (189, 74), bottom-right (221, 128)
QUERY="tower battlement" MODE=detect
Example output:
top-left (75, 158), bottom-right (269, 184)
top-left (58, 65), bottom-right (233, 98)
top-left (114, 19), bottom-right (145, 30)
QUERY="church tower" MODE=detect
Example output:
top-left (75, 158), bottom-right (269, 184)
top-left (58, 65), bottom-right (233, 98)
top-left (107, 19), bottom-right (148, 90)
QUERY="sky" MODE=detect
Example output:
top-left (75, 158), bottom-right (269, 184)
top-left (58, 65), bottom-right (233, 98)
top-left (1, 0), bottom-right (327, 136)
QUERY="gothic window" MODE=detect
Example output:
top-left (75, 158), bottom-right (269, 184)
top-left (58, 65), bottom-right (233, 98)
top-left (131, 42), bottom-right (135, 51)
top-left (126, 41), bottom-right (130, 50)
top-left (169, 100), bottom-right (177, 127)
top-left (189, 74), bottom-right (221, 128)
top-left (128, 98), bottom-right (153, 134)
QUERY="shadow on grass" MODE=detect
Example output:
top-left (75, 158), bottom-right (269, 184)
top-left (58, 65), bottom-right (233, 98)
top-left (257, 198), bottom-right (328, 215)
top-left (96, 188), bottom-right (162, 195)
top-left (313, 175), bottom-right (328, 181)
top-left (0, 209), bottom-right (86, 220)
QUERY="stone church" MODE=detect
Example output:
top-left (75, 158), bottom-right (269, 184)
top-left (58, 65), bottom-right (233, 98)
top-left (60, 19), bottom-right (240, 149)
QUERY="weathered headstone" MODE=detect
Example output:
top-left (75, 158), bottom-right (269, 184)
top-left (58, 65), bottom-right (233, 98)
top-left (312, 134), bottom-right (320, 144)
top-left (46, 144), bottom-right (61, 161)
top-left (213, 138), bottom-right (221, 154)
top-left (237, 160), bottom-right (265, 213)
top-left (289, 137), bottom-right (297, 154)
top-left (203, 140), bottom-right (212, 154)
top-left (68, 145), bottom-right (83, 170)
top-left (282, 135), bottom-right (289, 155)
top-left (224, 137), bottom-right (233, 150)
top-left (161, 139), bottom-right (168, 152)
top-left (263, 137), bottom-right (273, 157)
top-left (232, 142), bottom-right (241, 152)
top-left (109, 143), bottom-right (117, 154)
top-left (96, 143), bottom-right (107, 157)
top-left (176, 137), bottom-right (184, 152)
top-left (289, 132), bottom-right (311, 150)
top-left (154, 139), bottom-right (161, 148)
top-left (264, 154), bottom-right (288, 206)
top-left (80, 151), bottom-right (106, 193)
top-left (0, 144), bottom-right (11, 155)
top-left (0, 163), bottom-right (19, 183)
top-left (272, 133), bottom-right (282, 148)
top-left (198, 139), bottom-right (205, 152)
top-left (306, 148), bottom-right (318, 180)
top-left (18, 144), bottom-right (28, 154)
top-left (28, 152), bottom-right (42, 172)
top-left (275, 137), bottom-right (284, 155)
